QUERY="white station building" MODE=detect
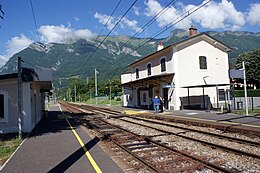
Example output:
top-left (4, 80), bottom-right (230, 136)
top-left (121, 26), bottom-right (232, 110)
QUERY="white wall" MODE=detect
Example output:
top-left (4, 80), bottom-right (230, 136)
top-left (130, 50), bottom-right (173, 81)
top-left (122, 88), bottom-right (134, 107)
top-left (121, 73), bottom-right (132, 84)
top-left (174, 40), bottom-right (230, 109)
top-left (22, 83), bottom-right (32, 132)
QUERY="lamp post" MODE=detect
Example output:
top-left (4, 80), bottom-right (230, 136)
top-left (18, 57), bottom-right (23, 139)
top-left (242, 61), bottom-right (248, 116)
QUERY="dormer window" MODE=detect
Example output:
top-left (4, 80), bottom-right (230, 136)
top-left (135, 68), bottom-right (139, 79)
top-left (199, 56), bottom-right (207, 69)
top-left (160, 58), bottom-right (166, 72)
top-left (147, 63), bottom-right (151, 76)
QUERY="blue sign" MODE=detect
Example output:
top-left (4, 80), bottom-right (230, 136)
top-left (163, 84), bottom-right (175, 88)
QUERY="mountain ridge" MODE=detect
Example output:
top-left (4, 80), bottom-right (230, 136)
top-left (1, 29), bottom-right (259, 88)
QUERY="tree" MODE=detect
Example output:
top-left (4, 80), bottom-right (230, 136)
top-left (236, 50), bottom-right (260, 88)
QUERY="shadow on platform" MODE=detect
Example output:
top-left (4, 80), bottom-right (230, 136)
top-left (47, 137), bottom-right (100, 173)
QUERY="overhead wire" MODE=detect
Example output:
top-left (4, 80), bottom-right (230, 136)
top-left (0, 4), bottom-right (4, 19)
top-left (115, 0), bottom-right (213, 64)
top-left (95, 0), bottom-right (180, 66)
top-left (84, 0), bottom-right (122, 61)
top-left (80, 0), bottom-right (138, 67)
top-left (29, 0), bottom-right (40, 42)
top-left (118, 0), bottom-right (179, 52)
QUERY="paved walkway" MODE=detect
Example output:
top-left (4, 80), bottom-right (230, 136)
top-left (1, 105), bottom-right (123, 173)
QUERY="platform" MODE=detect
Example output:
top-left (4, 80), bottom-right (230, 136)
top-left (115, 106), bottom-right (260, 132)
top-left (1, 105), bottom-right (123, 173)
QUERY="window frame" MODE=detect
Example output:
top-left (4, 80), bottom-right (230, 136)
top-left (160, 57), bottom-right (166, 72)
top-left (147, 63), bottom-right (152, 76)
top-left (0, 90), bottom-right (8, 122)
top-left (135, 68), bottom-right (139, 79)
top-left (199, 56), bottom-right (207, 70)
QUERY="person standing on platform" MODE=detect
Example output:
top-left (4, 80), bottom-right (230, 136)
top-left (159, 96), bottom-right (164, 113)
top-left (153, 96), bottom-right (160, 114)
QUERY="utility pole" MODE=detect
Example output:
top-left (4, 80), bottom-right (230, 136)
top-left (74, 85), bottom-right (76, 102)
top-left (90, 88), bottom-right (92, 104)
top-left (68, 88), bottom-right (71, 102)
top-left (243, 61), bottom-right (248, 116)
top-left (95, 69), bottom-right (98, 105)
top-left (86, 77), bottom-right (89, 84)
top-left (109, 80), bottom-right (112, 105)
top-left (17, 56), bottom-right (22, 139)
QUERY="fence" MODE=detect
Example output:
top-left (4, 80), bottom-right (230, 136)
top-left (232, 97), bottom-right (260, 110)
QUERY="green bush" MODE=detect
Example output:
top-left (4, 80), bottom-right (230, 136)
top-left (235, 89), bottom-right (260, 97)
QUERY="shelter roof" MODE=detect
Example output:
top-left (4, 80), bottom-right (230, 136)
top-left (182, 83), bottom-right (230, 88)
top-left (122, 73), bottom-right (174, 88)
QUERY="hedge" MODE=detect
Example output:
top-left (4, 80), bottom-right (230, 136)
top-left (234, 89), bottom-right (260, 97)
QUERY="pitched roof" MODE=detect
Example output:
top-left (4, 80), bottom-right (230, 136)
top-left (0, 68), bottom-right (39, 81)
top-left (128, 33), bottom-right (232, 67)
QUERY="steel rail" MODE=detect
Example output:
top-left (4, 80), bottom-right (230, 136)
top-left (95, 118), bottom-right (233, 173)
top-left (60, 102), bottom-right (235, 172)
top-left (119, 118), bottom-right (260, 159)
top-left (129, 116), bottom-right (260, 147)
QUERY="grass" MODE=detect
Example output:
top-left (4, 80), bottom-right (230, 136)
top-left (232, 108), bottom-right (260, 115)
top-left (0, 134), bottom-right (23, 166)
top-left (84, 98), bottom-right (121, 106)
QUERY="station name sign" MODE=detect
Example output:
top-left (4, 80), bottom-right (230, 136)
top-left (163, 84), bottom-right (175, 88)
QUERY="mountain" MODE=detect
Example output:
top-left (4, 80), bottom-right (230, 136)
top-left (1, 30), bottom-right (259, 88)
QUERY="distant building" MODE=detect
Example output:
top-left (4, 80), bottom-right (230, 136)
top-left (0, 68), bottom-right (52, 134)
top-left (121, 26), bottom-right (231, 110)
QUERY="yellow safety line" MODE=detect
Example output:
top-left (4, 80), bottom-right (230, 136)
top-left (172, 115), bottom-right (260, 128)
top-left (59, 105), bottom-right (102, 173)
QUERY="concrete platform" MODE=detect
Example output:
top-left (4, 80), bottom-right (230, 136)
top-left (114, 106), bottom-right (260, 131)
top-left (1, 105), bottom-right (123, 173)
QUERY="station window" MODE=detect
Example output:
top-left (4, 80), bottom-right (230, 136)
top-left (199, 56), bottom-right (207, 69)
top-left (160, 58), bottom-right (166, 72)
top-left (147, 63), bottom-right (151, 76)
top-left (0, 94), bottom-right (4, 119)
top-left (218, 89), bottom-right (225, 101)
top-left (0, 91), bottom-right (8, 121)
top-left (135, 68), bottom-right (139, 79)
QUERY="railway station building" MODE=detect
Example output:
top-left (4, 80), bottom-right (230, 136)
top-left (121, 26), bottom-right (231, 110)
top-left (0, 68), bottom-right (52, 134)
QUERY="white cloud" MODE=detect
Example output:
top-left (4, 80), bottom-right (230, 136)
top-left (38, 25), bottom-right (96, 43)
top-left (247, 3), bottom-right (260, 26)
top-left (74, 17), bottom-right (80, 22)
top-left (0, 34), bottom-right (33, 68)
top-left (133, 6), bottom-right (140, 16)
top-left (94, 12), bottom-right (141, 33)
top-left (122, 17), bottom-right (141, 32)
top-left (94, 12), bottom-right (116, 30)
top-left (144, 0), bottom-right (246, 31)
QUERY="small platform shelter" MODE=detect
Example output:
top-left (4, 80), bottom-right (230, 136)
top-left (0, 68), bottom-right (52, 134)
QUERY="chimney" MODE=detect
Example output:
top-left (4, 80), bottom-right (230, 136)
top-left (189, 25), bottom-right (197, 37)
top-left (157, 42), bottom-right (164, 51)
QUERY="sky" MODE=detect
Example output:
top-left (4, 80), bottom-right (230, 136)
top-left (0, 0), bottom-right (260, 68)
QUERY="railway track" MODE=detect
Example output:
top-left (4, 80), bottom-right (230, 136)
top-left (60, 102), bottom-right (260, 172)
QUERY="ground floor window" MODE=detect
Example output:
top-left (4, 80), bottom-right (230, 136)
top-left (0, 90), bottom-right (8, 121)
top-left (218, 89), bottom-right (225, 101)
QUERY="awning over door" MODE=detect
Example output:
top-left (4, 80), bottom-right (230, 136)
top-left (122, 73), bottom-right (174, 88)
